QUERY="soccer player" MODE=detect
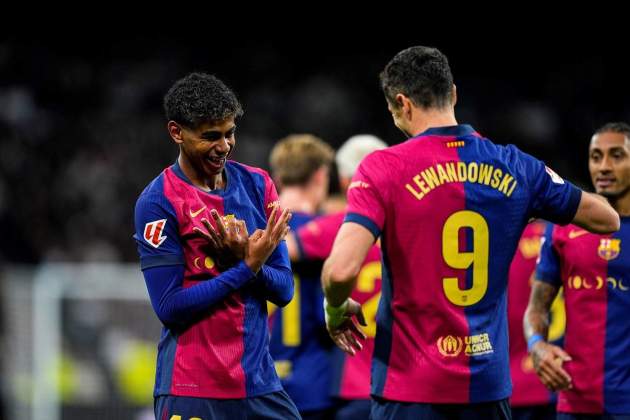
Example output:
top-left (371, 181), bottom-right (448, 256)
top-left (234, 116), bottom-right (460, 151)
top-left (525, 122), bottom-right (630, 419)
top-left (286, 134), bottom-right (387, 420)
top-left (134, 73), bottom-right (299, 420)
top-left (508, 220), bottom-right (564, 420)
top-left (267, 134), bottom-right (336, 419)
top-left (321, 46), bottom-right (620, 420)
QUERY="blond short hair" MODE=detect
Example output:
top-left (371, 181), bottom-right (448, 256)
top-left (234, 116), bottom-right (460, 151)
top-left (270, 134), bottom-right (334, 186)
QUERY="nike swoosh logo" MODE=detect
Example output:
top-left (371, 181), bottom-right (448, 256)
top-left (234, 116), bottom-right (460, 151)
top-left (189, 206), bottom-right (207, 218)
top-left (568, 230), bottom-right (588, 239)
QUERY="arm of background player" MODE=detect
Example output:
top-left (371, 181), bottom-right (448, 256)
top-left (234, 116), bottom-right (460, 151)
top-left (524, 280), bottom-right (573, 391)
top-left (254, 240), bottom-right (294, 307)
top-left (572, 191), bottom-right (620, 233)
top-left (143, 261), bottom-right (255, 329)
top-left (285, 232), bottom-right (300, 262)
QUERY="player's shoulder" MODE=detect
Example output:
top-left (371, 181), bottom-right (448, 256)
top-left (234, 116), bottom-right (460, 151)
top-left (312, 211), bottom-right (345, 230)
top-left (471, 136), bottom-right (531, 162)
top-left (136, 170), bottom-right (168, 204)
top-left (230, 160), bottom-right (271, 180)
top-left (356, 146), bottom-right (400, 175)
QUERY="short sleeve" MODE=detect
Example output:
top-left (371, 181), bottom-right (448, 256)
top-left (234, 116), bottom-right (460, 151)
top-left (521, 151), bottom-right (581, 225)
top-left (534, 223), bottom-right (562, 287)
top-left (345, 154), bottom-right (387, 238)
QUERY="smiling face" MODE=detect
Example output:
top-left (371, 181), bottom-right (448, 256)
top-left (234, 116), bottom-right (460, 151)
top-left (169, 117), bottom-right (236, 189)
top-left (589, 131), bottom-right (630, 199)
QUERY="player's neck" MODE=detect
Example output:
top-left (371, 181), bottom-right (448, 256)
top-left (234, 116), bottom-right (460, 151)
top-left (608, 193), bottom-right (630, 217)
top-left (278, 187), bottom-right (320, 214)
top-left (410, 108), bottom-right (458, 137)
top-left (177, 155), bottom-right (225, 191)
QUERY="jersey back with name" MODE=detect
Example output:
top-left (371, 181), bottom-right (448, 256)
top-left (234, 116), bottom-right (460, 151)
top-left (536, 219), bottom-right (630, 414)
top-left (345, 125), bottom-right (581, 403)
top-left (134, 161), bottom-right (285, 399)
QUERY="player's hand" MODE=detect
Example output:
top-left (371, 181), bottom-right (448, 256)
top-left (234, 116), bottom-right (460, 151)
top-left (245, 206), bottom-right (291, 273)
top-left (531, 341), bottom-right (572, 391)
top-left (325, 298), bottom-right (367, 356)
top-left (193, 209), bottom-right (249, 270)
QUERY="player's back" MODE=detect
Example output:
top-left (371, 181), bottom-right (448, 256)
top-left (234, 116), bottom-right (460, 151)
top-left (346, 125), bottom-right (581, 403)
top-left (268, 212), bottom-right (333, 413)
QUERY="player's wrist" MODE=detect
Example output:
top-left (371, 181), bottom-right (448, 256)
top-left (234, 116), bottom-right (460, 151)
top-left (527, 333), bottom-right (546, 353)
top-left (244, 256), bottom-right (263, 274)
top-left (323, 298), bottom-right (349, 328)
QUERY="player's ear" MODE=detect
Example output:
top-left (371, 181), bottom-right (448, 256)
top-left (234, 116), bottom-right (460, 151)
top-left (397, 94), bottom-right (413, 121)
top-left (451, 84), bottom-right (457, 107)
top-left (167, 121), bottom-right (184, 144)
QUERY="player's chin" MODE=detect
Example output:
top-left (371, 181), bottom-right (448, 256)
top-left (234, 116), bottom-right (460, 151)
top-left (203, 158), bottom-right (225, 176)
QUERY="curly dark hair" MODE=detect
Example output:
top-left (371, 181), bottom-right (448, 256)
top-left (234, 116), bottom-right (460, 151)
top-left (595, 122), bottom-right (630, 138)
top-left (380, 46), bottom-right (454, 110)
top-left (163, 72), bottom-right (244, 128)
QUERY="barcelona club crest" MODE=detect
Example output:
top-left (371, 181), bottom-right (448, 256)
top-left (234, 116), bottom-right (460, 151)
top-left (598, 238), bottom-right (620, 261)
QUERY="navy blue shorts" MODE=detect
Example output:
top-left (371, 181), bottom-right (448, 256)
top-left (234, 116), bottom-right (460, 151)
top-left (511, 404), bottom-right (555, 420)
top-left (370, 397), bottom-right (512, 420)
top-left (557, 413), bottom-right (630, 420)
top-left (334, 398), bottom-right (371, 420)
top-left (154, 390), bottom-right (301, 420)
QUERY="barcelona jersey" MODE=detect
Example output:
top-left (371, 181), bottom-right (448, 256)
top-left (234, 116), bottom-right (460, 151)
top-left (536, 218), bottom-right (630, 414)
top-left (134, 161), bottom-right (289, 399)
top-left (346, 125), bottom-right (581, 403)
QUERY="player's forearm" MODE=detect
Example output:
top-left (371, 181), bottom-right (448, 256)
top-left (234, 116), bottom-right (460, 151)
top-left (523, 280), bottom-right (559, 342)
top-left (143, 262), bottom-right (255, 327)
top-left (322, 255), bottom-right (359, 307)
top-left (256, 264), bottom-right (294, 307)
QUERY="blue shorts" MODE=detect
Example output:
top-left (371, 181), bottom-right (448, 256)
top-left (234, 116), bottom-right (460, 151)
top-left (511, 404), bottom-right (555, 420)
top-left (557, 413), bottom-right (630, 420)
top-left (334, 398), bottom-right (371, 420)
top-left (370, 397), bottom-right (512, 420)
top-left (154, 390), bottom-right (300, 420)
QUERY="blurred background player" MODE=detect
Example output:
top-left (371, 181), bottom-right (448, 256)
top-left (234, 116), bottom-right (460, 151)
top-left (508, 220), bottom-right (565, 420)
top-left (134, 73), bottom-right (298, 419)
top-left (286, 134), bottom-right (387, 420)
top-left (321, 46), bottom-right (620, 420)
top-left (268, 134), bottom-right (336, 419)
top-left (525, 122), bottom-right (630, 419)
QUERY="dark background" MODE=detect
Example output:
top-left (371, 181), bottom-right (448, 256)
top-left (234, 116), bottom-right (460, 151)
top-left (1, 36), bottom-right (628, 264)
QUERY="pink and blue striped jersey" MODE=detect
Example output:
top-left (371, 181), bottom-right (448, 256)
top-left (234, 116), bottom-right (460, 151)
top-left (134, 161), bottom-right (290, 399)
top-left (536, 219), bottom-right (630, 414)
top-left (508, 220), bottom-right (563, 407)
top-left (345, 125), bottom-right (581, 403)
top-left (296, 212), bottom-right (382, 400)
